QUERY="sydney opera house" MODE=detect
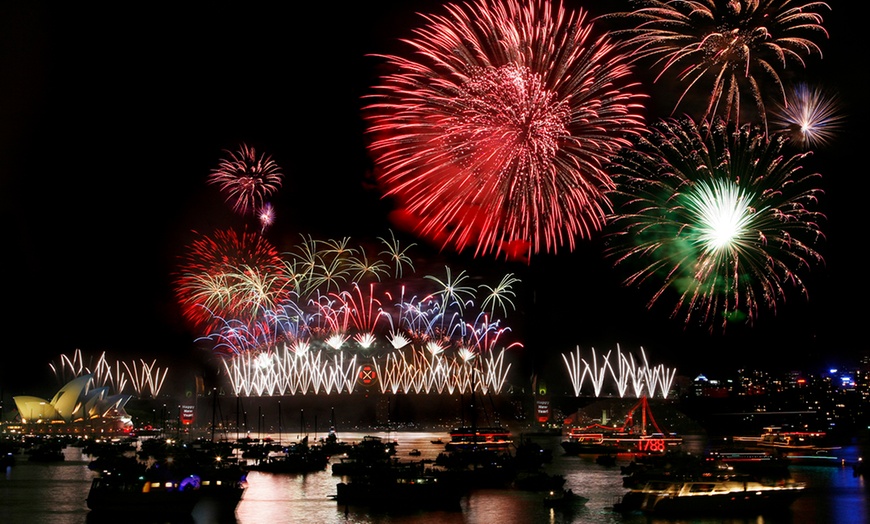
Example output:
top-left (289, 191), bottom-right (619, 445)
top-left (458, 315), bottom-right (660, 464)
top-left (9, 374), bottom-right (133, 435)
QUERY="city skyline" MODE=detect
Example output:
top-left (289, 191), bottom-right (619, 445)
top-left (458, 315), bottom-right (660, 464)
top-left (2, 1), bottom-right (865, 396)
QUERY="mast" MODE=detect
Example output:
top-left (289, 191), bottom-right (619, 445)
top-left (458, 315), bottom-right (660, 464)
top-left (641, 397), bottom-right (648, 436)
top-left (471, 366), bottom-right (477, 450)
top-left (211, 387), bottom-right (217, 442)
top-left (236, 395), bottom-right (241, 440)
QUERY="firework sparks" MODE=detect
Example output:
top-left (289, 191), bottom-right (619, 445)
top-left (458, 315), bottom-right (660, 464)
top-left (603, 0), bottom-right (830, 131)
top-left (606, 117), bottom-right (825, 331)
top-left (208, 143), bottom-right (283, 216)
top-left (364, 0), bottom-right (646, 259)
top-left (772, 82), bottom-right (844, 149)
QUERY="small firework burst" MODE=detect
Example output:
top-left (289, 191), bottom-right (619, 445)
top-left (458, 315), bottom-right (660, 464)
top-left (258, 203), bottom-right (276, 232)
top-left (772, 83), bottom-right (844, 149)
top-left (208, 144), bottom-right (283, 216)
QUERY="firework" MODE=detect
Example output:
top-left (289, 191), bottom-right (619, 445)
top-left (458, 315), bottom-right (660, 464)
top-left (49, 349), bottom-right (169, 398)
top-left (208, 143), bottom-right (283, 216)
top-left (604, 0), bottom-right (830, 131)
top-left (480, 273), bottom-right (520, 318)
top-left (364, 0), bottom-right (646, 259)
top-left (378, 230), bottom-right (416, 278)
top-left (220, 344), bottom-right (514, 397)
top-left (258, 203), bottom-right (276, 232)
top-left (174, 228), bottom-right (291, 333)
top-left (561, 345), bottom-right (676, 398)
top-left (772, 82), bottom-right (844, 149)
top-left (606, 117), bottom-right (825, 331)
top-left (183, 230), bottom-right (525, 396)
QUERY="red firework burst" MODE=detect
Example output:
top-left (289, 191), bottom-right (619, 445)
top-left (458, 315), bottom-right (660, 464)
top-left (174, 228), bottom-right (292, 333)
top-left (364, 0), bottom-right (646, 260)
top-left (208, 143), bottom-right (283, 216)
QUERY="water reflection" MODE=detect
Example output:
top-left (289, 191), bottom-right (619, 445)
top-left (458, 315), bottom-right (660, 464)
top-left (0, 432), bottom-right (866, 524)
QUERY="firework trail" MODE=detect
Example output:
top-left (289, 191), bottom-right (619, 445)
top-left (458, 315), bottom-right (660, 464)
top-left (606, 117), bottom-right (825, 331)
top-left (50, 349), bottom-right (169, 398)
top-left (561, 345), bottom-right (676, 398)
top-left (208, 143), bottom-right (283, 216)
top-left (364, 0), bottom-right (646, 260)
top-left (603, 0), bottom-right (830, 132)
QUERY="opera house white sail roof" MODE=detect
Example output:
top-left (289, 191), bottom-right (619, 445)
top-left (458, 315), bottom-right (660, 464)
top-left (13, 374), bottom-right (131, 425)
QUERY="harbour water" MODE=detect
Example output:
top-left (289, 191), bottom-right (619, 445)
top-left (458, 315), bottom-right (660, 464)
top-left (1, 431), bottom-right (867, 524)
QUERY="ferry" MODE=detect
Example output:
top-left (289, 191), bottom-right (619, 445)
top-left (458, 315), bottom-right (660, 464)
top-left (86, 460), bottom-right (247, 515)
top-left (444, 426), bottom-right (513, 451)
top-left (616, 477), bottom-right (806, 516)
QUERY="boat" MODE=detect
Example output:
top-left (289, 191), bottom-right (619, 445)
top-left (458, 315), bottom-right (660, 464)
top-left (543, 488), bottom-right (589, 509)
top-left (615, 477), bottom-right (806, 516)
top-left (783, 448), bottom-right (846, 467)
top-left (317, 428), bottom-right (353, 456)
top-left (853, 457), bottom-right (866, 476)
top-left (333, 459), bottom-right (463, 510)
top-left (702, 449), bottom-right (792, 478)
top-left (86, 456), bottom-right (247, 515)
top-left (86, 436), bottom-right (247, 516)
top-left (246, 436), bottom-right (329, 474)
top-left (436, 425), bottom-right (518, 489)
top-left (561, 397), bottom-right (682, 456)
top-left (408, 448), bottom-right (422, 456)
top-left (331, 435), bottom-right (398, 476)
top-left (513, 470), bottom-right (566, 492)
top-left (26, 441), bottom-right (65, 462)
top-left (734, 426), bottom-right (838, 452)
top-left (513, 436), bottom-right (553, 469)
top-left (444, 426), bottom-right (513, 451)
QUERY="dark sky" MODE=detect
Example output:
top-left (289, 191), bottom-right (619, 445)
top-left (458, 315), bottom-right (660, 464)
top-left (2, 1), bottom-right (866, 396)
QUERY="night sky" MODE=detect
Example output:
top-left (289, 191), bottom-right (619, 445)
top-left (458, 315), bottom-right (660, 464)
top-left (2, 1), bottom-right (866, 396)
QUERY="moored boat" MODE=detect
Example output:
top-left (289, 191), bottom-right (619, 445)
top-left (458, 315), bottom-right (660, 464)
top-left (543, 488), bottom-right (589, 509)
top-left (444, 426), bottom-right (513, 451)
top-left (331, 435), bottom-right (398, 476)
top-left (246, 436), bottom-right (329, 474)
top-left (333, 460), bottom-right (463, 510)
